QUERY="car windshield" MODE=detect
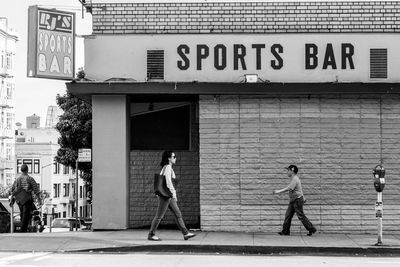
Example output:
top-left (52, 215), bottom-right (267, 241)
top-left (51, 219), bottom-right (80, 228)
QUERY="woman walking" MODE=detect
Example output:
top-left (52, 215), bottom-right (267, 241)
top-left (148, 151), bottom-right (196, 241)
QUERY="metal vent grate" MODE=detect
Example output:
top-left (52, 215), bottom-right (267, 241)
top-left (370, 49), bottom-right (387, 79)
top-left (147, 50), bottom-right (164, 80)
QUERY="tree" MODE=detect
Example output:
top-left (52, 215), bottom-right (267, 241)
top-left (55, 91), bottom-right (92, 184)
top-left (0, 184), bottom-right (11, 198)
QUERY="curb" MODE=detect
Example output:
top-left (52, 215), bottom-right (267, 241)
top-left (73, 244), bottom-right (400, 256)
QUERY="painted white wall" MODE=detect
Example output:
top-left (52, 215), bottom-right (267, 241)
top-left (92, 95), bottom-right (129, 229)
top-left (85, 33), bottom-right (400, 83)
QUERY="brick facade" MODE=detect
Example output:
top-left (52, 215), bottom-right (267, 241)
top-left (89, 1), bottom-right (400, 34)
top-left (199, 95), bottom-right (400, 233)
top-left (129, 104), bottom-right (199, 228)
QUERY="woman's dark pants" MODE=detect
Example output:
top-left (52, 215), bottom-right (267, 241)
top-left (149, 196), bottom-right (189, 236)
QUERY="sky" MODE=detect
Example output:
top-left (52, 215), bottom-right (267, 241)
top-left (0, 0), bottom-right (92, 127)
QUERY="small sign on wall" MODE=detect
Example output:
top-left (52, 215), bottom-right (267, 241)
top-left (27, 6), bottom-right (75, 80)
top-left (78, 149), bottom-right (91, 162)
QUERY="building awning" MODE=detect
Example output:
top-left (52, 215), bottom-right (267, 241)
top-left (66, 81), bottom-right (400, 99)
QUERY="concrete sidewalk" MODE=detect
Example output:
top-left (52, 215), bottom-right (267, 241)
top-left (0, 230), bottom-right (399, 256)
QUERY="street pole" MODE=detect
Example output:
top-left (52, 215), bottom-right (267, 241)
top-left (50, 207), bottom-right (54, 233)
top-left (10, 203), bottom-right (13, 233)
top-left (75, 159), bottom-right (78, 231)
top-left (376, 192), bottom-right (383, 246)
top-left (40, 163), bottom-right (52, 229)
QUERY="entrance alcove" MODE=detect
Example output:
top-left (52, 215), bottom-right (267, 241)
top-left (128, 95), bottom-right (200, 229)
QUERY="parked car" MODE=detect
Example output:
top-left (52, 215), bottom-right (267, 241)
top-left (0, 199), bottom-right (20, 232)
top-left (43, 218), bottom-right (82, 233)
top-left (80, 217), bottom-right (92, 230)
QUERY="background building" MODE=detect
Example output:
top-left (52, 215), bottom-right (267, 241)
top-left (0, 17), bottom-right (17, 186)
top-left (26, 113), bottom-right (40, 129)
top-left (71, 1), bottom-right (400, 234)
top-left (15, 114), bottom-right (90, 224)
top-left (45, 106), bottom-right (62, 128)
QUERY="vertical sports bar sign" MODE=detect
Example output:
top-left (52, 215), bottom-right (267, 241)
top-left (27, 6), bottom-right (75, 80)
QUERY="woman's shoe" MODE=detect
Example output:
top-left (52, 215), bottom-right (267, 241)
top-left (183, 233), bottom-right (196, 240)
top-left (148, 235), bottom-right (162, 241)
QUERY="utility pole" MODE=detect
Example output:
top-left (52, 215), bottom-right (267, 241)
top-left (75, 159), bottom-right (78, 231)
top-left (76, 149), bottom-right (91, 231)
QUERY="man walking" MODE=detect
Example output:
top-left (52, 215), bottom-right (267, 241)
top-left (273, 165), bottom-right (316, 236)
top-left (11, 164), bottom-right (41, 232)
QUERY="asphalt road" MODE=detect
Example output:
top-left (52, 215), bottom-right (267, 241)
top-left (0, 252), bottom-right (399, 267)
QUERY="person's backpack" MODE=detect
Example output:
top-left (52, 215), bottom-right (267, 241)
top-left (12, 177), bottom-right (32, 205)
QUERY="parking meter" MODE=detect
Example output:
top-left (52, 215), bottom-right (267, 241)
top-left (373, 164), bottom-right (385, 246)
top-left (373, 165), bottom-right (385, 192)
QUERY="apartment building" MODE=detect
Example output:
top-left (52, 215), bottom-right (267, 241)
top-left (0, 17), bottom-right (17, 186)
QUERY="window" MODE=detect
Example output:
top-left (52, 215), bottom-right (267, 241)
top-left (63, 165), bottom-right (69, 175)
top-left (22, 159), bottom-right (33, 174)
top-left (63, 211), bottom-right (66, 218)
top-left (6, 143), bottom-right (12, 161)
top-left (16, 159), bottom-right (22, 173)
top-left (79, 186), bottom-right (83, 198)
top-left (79, 206), bottom-right (82, 217)
top-left (6, 53), bottom-right (12, 70)
top-left (53, 160), bottom-right (60, 174)
top-left (17, 159), bottom-right (40, 173)
top-left (131, 105), bottom-right (190, 150)
top-left (6, 83), bottom-right (13, 99)
top-left (72, 183), bottom-right (76, 197)
top-left (63, 183), bottom-right (69, 197)
top-left (6, 113), bottom-right (13, 129)
top-left (34, 159), bottom-right (40, 174)
top-left (53, 184), bottom-right (60, 198)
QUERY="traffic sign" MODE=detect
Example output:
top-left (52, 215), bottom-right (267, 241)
top-left (78, 149), bottom-right (91, 162)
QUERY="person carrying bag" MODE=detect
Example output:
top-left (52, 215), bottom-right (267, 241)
top-left (10, 164), bottom-right (41, 232)
top-left (148, 151), bottom-right (196, 241)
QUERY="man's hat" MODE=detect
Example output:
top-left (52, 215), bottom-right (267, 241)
top-left (285, 165), bottom-right (298, 174)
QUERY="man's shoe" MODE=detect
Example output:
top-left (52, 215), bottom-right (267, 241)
top-left (307, 229), bottom-right (317, 236)
top-left (183, 233), bottom-right (196, 240)
top-left (278, 231), bottom-right (290, 236)
top-left (148, 235), bottom-right (162, 241)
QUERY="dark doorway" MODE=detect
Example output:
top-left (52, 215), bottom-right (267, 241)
top-left (131, 105), bottom-right (190, 150)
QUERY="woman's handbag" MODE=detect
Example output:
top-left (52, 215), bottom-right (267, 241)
top-left (154, 169), bottom-right (173, 198)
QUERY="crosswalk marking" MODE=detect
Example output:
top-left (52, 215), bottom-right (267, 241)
top-left (0, 253), bottom-right (50, 265)
top-left (32, 255), bottom-right (51, 262)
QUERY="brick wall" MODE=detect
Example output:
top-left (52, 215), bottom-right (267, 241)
top-left (129, 104), bottom-right (199, 228)
top-left (89, 1), bottom-right (400, 34)
top-left (199, 94), bottom-right (400, 234)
